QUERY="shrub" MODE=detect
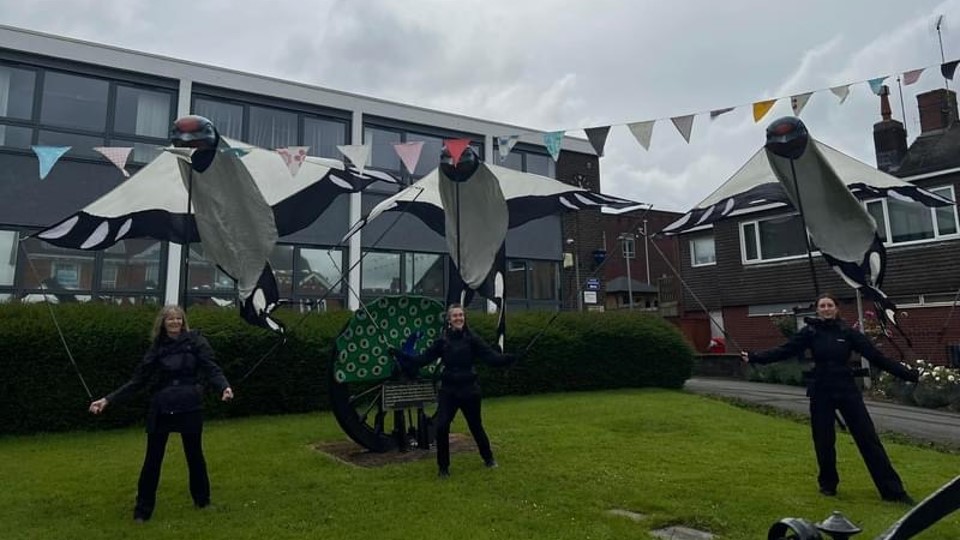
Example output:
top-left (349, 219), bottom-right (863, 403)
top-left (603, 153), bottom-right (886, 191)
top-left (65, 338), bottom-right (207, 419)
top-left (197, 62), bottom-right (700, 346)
top-left (0, 304), bottom-right (693, 435)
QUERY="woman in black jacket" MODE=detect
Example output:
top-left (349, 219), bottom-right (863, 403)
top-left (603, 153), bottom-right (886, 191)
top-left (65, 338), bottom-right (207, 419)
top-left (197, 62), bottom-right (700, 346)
top-left (88, 305), bottom-right (233, 522)
top-left (395, 304), bottom-right (516, 478)
top-left (741, 293), bottom-right (918, 503)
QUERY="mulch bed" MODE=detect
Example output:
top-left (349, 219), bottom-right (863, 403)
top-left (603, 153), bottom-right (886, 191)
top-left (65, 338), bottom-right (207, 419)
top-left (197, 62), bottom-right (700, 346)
top-left (313, 433), bottom-right (478, 468)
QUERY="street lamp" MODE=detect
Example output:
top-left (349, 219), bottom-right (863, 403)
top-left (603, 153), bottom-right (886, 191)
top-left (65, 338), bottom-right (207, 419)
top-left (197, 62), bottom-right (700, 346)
top-left (618, 233), bottom-right (635, 310)
top-left (566, 238), bottom-right (582, 311)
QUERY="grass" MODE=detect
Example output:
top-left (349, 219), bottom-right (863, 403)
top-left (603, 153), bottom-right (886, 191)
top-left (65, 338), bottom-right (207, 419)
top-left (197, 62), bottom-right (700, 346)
top-left (2, 389), bottom-right (960, 539)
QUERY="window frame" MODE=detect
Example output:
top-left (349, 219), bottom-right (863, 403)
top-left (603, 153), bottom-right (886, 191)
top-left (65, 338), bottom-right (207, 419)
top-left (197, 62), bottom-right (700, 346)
top-left (739, 213), bottom-right (812, 265)
top-left (689, 236), bottom-right (716, 267)
top-left (863, 185), bottom-right (960, 247)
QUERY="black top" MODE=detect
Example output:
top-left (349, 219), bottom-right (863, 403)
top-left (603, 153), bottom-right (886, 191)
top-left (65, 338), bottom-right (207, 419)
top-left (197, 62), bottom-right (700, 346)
top-left (750, 318), bottom-right (918, 395)
top-left (107, 330), bottom-right (230, 423)
top-left (402, 326), bottom-right (514, 390)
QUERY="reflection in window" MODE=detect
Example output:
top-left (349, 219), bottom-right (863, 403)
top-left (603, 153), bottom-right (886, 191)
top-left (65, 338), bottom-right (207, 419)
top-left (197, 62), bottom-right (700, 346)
top-left (111, 139), bottom-right (163, 164)
top-left (690, 236), bottom-right (716, 266)
top-left (407, 133), bottom-right (443, 178)
top-left (525, 152), bottom-right (555, 178)
top-left (41, 71), bottom-right (109, 131)
top-left (498, 151), bottom-right (523, 171)
top-left (0, 123), bottom-right (32, 148)
top-left (364, 127), bottom-right (402, 172)
top-left (100, 239), bottom-right (162, 290)
top-left (37, 130), bottom-right (104, 159)
top-left (186, 244), bottom-right (236, 292)
top-left (297, 247), bottom-right (343, 296)
top-left (0, 230), bottom-right (16, 286)
top-left (268, 244), bottom-right (294, 297)
top-left (0, 65), bottom-right (36, 120)
top-left (866, 187), bottom-right (959, 245)
top-left (193, 98), bottom-right (244, 140)
top-left (304, 117), bottom-right (346, 159)
top-left (362, 252), bottom-right (400, 295)
top-left (17, 237), bottom-right (95, 301)
top-left (528, 260), bottom-right (557, 300)
top-left (741, 215), bottom-right (807, 262)
top-left (114, 86), bottom-right (171, 138)
top-left (403, 252), bottom-right (443, 296)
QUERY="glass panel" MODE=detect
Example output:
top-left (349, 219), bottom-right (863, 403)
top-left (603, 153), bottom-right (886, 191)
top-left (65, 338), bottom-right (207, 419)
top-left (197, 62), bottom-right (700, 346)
top-left (97, 294), bottom-right (161, 306)
top-left (406, 133), bottom-right (444, 179)
top-left (621, 237), bottom-right (636, 259)
top-left (758, 216), bottom-right (806, 259)
top-left (691, 236), bottom-right (716, 265)
top-left (37, 130), bottom-right (103, 158)
top-left (186, 244), bottom-right (236, 292)
top-left (249, 105), bottom-right (298, 149)
top-left (933, 188), bottom-right (958, 236)
top-left (866, 201), bottom-right (887, 241)
top-left (499, 151), bottom-right (523, 171)
top-left (114, 86), bottom-right (171, 138)
top-left (100, 239), bottom-right (162, 291)
top-left (528, 260), bottom-right (556, 300)
top-left (0, 123), bottom-right (32, 149)
top-left (505, 260), bottom-right (526, 299)
top-left (110, 138), bottom-right (163, 164)
top-left (364, 127), bottom-right (401, 172)
top-left (362, 252), bottom-right (401, 295)
top-left (17, 237), bottom-right (96, 301)
top-left (40, 71), bottom-right (108, 131)
top-left (297, 247), bottom-right (343, 296)
top-left (0, 65), bottom-right (36, 120)
top-left (887, 197), bottom-right (935, 243)
top-left (743, 223), bottom-right (758, 260)
top-left (268, 244), bottom-right (294, 298)
top-left (525, 152), bottom-right (555, 178)
top-left (403, 252), bottom-right (443, 296)
top-left (0, 230), bottom-right (17, 286)
top-left (303, 116), bottom-right (346, 159)
top-left (193, 98), bottom-right (244, 140)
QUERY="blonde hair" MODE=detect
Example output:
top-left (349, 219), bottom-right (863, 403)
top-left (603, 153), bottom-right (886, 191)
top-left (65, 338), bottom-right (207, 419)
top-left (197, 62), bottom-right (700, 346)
top-left (151, 304), bottom-right (189, 342)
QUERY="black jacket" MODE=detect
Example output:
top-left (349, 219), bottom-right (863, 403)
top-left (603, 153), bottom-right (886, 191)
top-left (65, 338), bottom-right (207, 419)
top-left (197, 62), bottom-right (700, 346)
top-left (107, 330), bottom-right (230, 417)
top-left (750, 317), bottom-right (918, 395)
top-left (401, 326), bottom-right (514, 391)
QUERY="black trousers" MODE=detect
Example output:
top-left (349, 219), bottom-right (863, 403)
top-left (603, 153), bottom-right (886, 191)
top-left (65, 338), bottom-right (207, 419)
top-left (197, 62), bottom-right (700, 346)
top-left (434, 389), bottom-right (493, 471)
top-left (134, 431), bottom-right (210, 519)
top-left (809, 391), bottom-right (906, 498)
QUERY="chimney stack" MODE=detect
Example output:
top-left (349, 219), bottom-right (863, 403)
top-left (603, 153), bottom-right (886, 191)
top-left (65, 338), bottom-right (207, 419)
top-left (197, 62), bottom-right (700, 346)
top-left (917, 88), bottom-right (959, 133)
top-left (873, 85), bottom-right (907, 173)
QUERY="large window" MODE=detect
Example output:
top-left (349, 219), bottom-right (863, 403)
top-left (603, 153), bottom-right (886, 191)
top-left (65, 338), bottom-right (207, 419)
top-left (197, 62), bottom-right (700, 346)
top-left (496, 143), bottom-right (556, 178)
top-left (505, 259), bottom-right (559, 304)
top-left (0, 60), bottom-right (175, 165)
top-left (690, 236), bottom-right (716, 267)
top-left (740, 215), bottom-right (808, 263)
top-left (865, 186), bottom-right (959, 245)
top-left (361, 251), bottom-right (444, 298)
top-left (193, 94), bottom-right (349, 159)
top-left (363, 122), bottom-right (484, 185)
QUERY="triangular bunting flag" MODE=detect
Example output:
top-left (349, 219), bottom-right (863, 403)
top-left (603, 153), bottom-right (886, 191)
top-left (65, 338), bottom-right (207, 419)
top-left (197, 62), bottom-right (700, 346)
top-left (497, 135), bottom-right (519, 162)
top-left (337, 144), bottom-right (371, 175)
top-left (791, 92), bottom-right (813, 116)
top-left (276, 146), bottom-right (310, 177)
top-left (543, 131), bottom-right (564, 162)
top-left (627, 120), bottom-right (655, 150)
top-left (709, 107), bottom-right (735, 120)
top-left (903, 68), bottom-right (924, 86)
top-left (31, 146), bottom-right (71, 180)
top-left (868, 76), bottom-right (888, 96)
top-left (584, 126), bottom-right (610, 157)
top-left (393, 141), bottom-right (424, 174)
top-left (942, 60), bottom-right (960, 80)
top-left (221, 147), bottom-right (251, 158)
top-left (670, 114), bottom-right (695, 143)
top-left (752, 99), bottom-right (777, 123)
top-left (443, 138), bottom-right (472, 166)
top-left (93, 147), bottom-right (133, 178)
top-left (830, 85), bottom-right (851, 104)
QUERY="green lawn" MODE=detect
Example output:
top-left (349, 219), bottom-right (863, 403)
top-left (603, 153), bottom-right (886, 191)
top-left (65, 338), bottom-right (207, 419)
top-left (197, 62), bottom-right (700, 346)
top-left (2, 389), bottom-right (959, 539)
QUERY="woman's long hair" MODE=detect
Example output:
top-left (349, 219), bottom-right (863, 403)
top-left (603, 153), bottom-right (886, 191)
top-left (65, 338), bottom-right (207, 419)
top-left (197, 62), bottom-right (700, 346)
top-left (150, 304), bottom-right (190, 343)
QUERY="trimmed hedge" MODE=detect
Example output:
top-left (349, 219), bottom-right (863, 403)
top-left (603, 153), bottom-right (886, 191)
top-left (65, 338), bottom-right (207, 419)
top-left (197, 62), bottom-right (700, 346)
top-left (0, 304), bottom-right (693, 435)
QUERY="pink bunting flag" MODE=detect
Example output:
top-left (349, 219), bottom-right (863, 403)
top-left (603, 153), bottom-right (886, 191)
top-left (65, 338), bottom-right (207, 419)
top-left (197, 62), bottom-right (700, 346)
top-left (902, 68), bottom-right (924, 86)
top-left (93, 147), bottom-right (133, 178)
top-left (444, 138), bottom-right (472, 166)
top-left (393, 141), bottom-right (425, 175)
top-left (276, 146), bottom-right (310, 177)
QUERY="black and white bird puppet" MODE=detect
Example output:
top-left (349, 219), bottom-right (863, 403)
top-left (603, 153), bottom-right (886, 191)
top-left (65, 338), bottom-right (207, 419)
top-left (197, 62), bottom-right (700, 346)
top-left (343, 140), bottom-right (640, 350)
top-left (763, 116), bottom-right (929, 328)
top-left (36, 115), bottom-right (396, 332)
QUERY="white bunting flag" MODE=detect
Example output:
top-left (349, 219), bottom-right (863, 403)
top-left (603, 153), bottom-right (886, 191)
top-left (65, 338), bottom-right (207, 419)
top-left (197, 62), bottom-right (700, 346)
top-left (93, 147), bottom-right (133, 178)
top-left (627, 120), bottom-right (655, 150)
top-left (791, 92), bottom-right (813, 116)
top-left (497, 135), bottom-right (519, 161)
top-left (337, 144), bottom-right (371, 176)
top-left (670, 114), bottom-right (695, 143)
top-left (830, 85), bottom-right (851, 104)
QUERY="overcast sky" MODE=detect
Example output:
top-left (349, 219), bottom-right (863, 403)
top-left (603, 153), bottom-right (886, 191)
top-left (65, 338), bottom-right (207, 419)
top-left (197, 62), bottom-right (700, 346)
top-left (4, 0), bottom-right (960, 212)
